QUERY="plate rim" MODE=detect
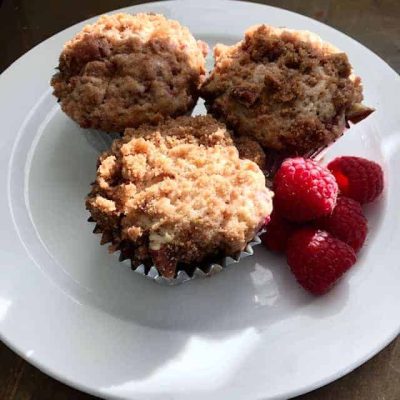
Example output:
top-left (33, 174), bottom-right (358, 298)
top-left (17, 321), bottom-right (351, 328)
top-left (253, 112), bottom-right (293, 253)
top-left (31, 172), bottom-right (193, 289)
top-left (0, 1), bottom-right (399, 400)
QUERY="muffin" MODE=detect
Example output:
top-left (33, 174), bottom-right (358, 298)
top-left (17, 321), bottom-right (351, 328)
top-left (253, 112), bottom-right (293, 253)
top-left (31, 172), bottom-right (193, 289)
top-left (234, 136), bottom-right (267, 172)
top-left (86, 115), bottom-right (273, 278)
top-left (200, 24), bottom-right (373, 156)
top-left (52, 13), bottom-right (208, 132)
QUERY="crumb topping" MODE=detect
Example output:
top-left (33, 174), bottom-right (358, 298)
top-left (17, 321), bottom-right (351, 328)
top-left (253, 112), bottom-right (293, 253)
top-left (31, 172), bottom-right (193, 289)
top-left (234, 136), bottom-right (267, 171)
top-left (52, 13), bottom-right (208, 132)
top-left (200, 24), bottom-right (373, 155)
top-left (86, 115), bottom-right (273, 277)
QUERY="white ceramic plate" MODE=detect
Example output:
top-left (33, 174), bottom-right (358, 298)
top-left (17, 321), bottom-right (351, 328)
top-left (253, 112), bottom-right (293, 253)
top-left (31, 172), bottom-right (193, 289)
top-left (1, 1), bottom-right (399, 399)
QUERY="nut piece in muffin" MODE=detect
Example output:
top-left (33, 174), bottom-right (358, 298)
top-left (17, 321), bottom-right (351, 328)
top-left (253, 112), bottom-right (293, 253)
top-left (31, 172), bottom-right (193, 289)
top-left (200, 25), bottom-right (373, 156)
top-left (86, 115), bottom-right (273, 278)
top-left (52, 13), bottom-right (208, 132)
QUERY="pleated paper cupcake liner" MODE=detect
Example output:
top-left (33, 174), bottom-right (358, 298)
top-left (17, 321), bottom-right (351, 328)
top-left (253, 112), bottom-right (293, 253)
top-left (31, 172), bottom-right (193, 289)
top-left (89, 217), bottom-right (264, 285)
top-left (127, 233), bottom-right (263, 285)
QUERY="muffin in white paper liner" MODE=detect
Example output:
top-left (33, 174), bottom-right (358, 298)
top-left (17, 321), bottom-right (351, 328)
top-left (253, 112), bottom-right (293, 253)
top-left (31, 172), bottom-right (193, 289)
top-left (200, 24), bottom-right (373, 175)
top-left (86, 115), bottom-right (273, 284)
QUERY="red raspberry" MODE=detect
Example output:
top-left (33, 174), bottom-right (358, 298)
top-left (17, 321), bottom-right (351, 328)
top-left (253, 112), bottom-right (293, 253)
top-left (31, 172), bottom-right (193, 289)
top-left (328, 156), bottom-right (383, 204)
top-left (261, 212), bottom-right (295, 253)
top-left (287, 228), bottom-right (356, 295)
top-left (274, 158), bottom-right (338, 222)
top-left (316, 197), bottom-right (368, 252)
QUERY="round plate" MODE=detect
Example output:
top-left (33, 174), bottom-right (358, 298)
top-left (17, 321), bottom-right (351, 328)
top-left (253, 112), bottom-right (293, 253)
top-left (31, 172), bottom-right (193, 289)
top-left (1, 1), bottom-right (399, 399)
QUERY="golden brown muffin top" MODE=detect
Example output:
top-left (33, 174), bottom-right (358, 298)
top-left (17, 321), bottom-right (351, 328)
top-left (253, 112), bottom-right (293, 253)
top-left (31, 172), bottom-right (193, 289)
top-left (201, 24), bottom-right (373, 155)
top-left (87, 115), bottom-right (273, 278)
top-left (52, 13), bottom-right (208, 132)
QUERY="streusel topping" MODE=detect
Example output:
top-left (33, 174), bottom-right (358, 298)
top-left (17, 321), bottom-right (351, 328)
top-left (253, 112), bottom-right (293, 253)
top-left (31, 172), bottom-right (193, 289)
top-left (87, 115), bottom-right (273, 277)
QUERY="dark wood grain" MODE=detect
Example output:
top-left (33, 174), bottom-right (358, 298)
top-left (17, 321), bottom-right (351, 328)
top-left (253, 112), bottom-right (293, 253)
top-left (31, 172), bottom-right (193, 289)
top-left (0, 0), bottom-right (399, 399)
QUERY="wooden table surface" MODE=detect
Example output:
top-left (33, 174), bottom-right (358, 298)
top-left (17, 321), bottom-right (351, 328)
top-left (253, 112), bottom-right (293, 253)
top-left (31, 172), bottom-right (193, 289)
top-left (0, 0), bottom-right (399, 399)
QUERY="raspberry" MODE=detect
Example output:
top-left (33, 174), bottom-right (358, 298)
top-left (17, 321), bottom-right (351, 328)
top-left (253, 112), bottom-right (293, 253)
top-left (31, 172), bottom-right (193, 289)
top-left (316, 197), bottom-right (368, 252)
top-left (261, 212), bottom-right (295, 253)
top-left (274, 158), bottom-right (338, 222)
top-left (287, 228), bottom-right (356, 295)
top-left (327, 156), bottom-right (383, 204)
